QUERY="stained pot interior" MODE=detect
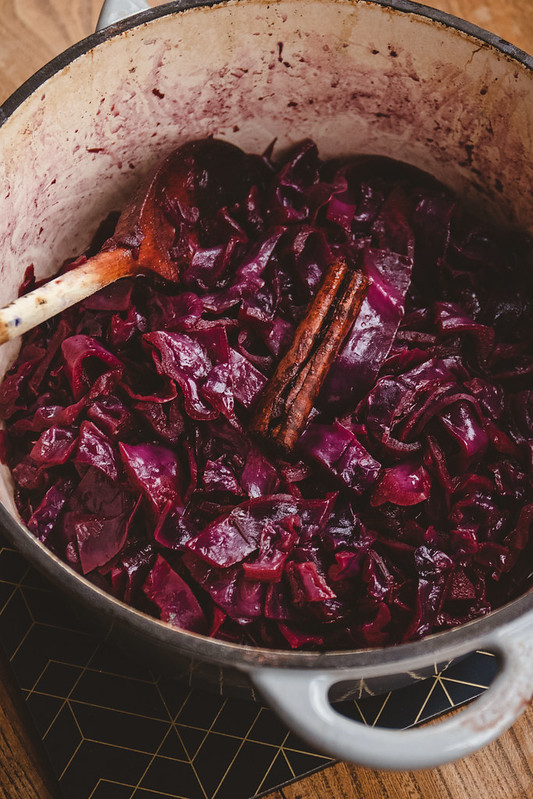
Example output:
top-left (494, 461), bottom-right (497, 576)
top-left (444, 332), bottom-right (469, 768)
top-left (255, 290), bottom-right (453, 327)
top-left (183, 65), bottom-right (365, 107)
top-left (0, 0), bottom-right (531, 539)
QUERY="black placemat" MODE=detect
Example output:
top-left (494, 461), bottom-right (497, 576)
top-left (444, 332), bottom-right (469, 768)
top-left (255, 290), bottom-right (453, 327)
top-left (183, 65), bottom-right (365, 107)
top-left (0, 539), bottom-right (498, 799)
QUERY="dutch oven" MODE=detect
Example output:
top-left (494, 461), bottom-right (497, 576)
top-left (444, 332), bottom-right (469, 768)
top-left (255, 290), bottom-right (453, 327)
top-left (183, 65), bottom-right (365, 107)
top-left (0, 0), bottom-right (532, 770)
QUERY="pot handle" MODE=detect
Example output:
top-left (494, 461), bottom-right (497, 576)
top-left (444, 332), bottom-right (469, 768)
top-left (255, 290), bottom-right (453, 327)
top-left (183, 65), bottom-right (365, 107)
top-left (250, 628), bottom-right (533, 770)
top-left (96, 0), bottom-right (150, 31)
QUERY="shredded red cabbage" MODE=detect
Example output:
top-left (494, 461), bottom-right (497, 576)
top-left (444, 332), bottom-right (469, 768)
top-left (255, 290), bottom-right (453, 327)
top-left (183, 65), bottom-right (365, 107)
top-left (1, 138), bottom-right (532, 650)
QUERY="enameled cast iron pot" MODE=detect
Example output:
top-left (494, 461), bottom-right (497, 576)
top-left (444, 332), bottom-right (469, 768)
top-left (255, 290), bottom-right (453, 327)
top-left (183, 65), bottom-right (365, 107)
top-left (0, 0), bottom-right (532, 770)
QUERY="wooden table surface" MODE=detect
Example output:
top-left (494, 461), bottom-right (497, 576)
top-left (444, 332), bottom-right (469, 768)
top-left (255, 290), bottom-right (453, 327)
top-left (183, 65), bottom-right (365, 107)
top-left (0, 1), bottom-right (532, 798)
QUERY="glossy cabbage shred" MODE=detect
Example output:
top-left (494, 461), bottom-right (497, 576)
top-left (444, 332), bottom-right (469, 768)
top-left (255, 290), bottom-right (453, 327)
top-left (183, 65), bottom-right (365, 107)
top-left (1, 139), bottom-right (532, 651)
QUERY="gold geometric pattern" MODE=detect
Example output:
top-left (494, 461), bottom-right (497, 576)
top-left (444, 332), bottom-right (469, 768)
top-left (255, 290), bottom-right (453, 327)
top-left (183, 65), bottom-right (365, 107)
top-left (0, 542), bottom-right (497, 799)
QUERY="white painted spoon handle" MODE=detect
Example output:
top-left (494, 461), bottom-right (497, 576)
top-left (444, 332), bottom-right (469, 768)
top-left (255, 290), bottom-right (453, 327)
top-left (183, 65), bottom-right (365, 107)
top-left (0, 249), bottom-right (135, 345)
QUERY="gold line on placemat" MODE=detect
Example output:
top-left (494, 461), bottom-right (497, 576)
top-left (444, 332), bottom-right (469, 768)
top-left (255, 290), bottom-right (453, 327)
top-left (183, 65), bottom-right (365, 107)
top-left (27, 689), bottom-right (173, 725)
top-left (131, 786), bottom-right (195, 799)
top-left (209, 705), bottom-right (265, 799)
top-left (281, 746), bottom-right (330, 757)
top-left (0, 546), bottom-right (30, 595)
top-left (0, 565), bottom-right (31, 613)
top-left (254, 728), bottom-right (294, 796)
top-left (73, 658), bottom-right (156, 682)
top-left (189, 756), bottom-right (210, 798)
top-left (59, 733), bottom-right (84, 780)
top-left (57, 700), bottom-right (89, 781)
top-left (440, 677), bottom-right (492, 690)
top-left (89, 776), bottom-right (194, 799)
top-left (152, 669), bottom-right (231, 799)
top-left (87, 778), bottom-right (105, 799)
top-left (73, 735), bottom-right (332, 761)
top-left (0, 576), bottom-right (48, 593)
top-left (134, 675), bottom-right (202, 799)
top-left (43, 628), bottom-right (112, 741)
top-left (281, 747), bottom-right (296, 777)
top-left (156, 677), bottom-right (190, 722)
top-left (66, 700), bottom-right (84, 738)
top-left (127, 678), bottom-right (205, 799)
top-left (25, 660), bottom-right (53, 698)
top-left (412, 678), bottom-right (439, 726)
top-left (66, 735), bottom-right (177, 758)
top-left (192, 696), bottom-right (229, 747)
top-left (9, 586), bottom-right (45, 667)
top-left (371, 692), bottom-right (392, 728)
top-left (436, 675), bottom-right (454, 708)
top-left (25, 660), bottom-right (83, 706)
top-left (175, 725), bottom-right (203, 761)
top-left (8, 621), bottom-right (36, 663)
top-left (88, 778), bottom-right (117, 799)
top-left (0, 583), bottom-right (18, 615)
top-left (187, 659), bottom-right (199, 689)
top-left (14, 615), bottom-right (93, 636)
top-left (352, 698), bottom-right (370, 726)
top-left (77, 664), bottom-right (158, 685)
top-left (185, 697), bottom-right (234, 799)
top-left (18, 585), bottom-right (38, 620)
top-left (22, 651), bottom-right (158, 684)
top-left (141, 737), bottom-right (331, 760)
top-left (128, 724), bottom-right (180, 799)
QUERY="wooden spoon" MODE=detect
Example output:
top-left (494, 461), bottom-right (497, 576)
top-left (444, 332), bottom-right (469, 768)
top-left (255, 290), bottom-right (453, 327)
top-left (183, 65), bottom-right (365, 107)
top-left (0, 138), bottom-right (247, 345)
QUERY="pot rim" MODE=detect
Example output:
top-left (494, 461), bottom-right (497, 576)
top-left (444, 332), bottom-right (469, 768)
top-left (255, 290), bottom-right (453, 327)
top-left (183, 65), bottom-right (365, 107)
top-left (0, 0), bottom-right (532, 671)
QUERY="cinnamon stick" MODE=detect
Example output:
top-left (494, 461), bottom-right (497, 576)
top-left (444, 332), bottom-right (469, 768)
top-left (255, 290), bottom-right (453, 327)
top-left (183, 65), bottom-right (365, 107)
top-left (250, 260), bottom-right (369, 453)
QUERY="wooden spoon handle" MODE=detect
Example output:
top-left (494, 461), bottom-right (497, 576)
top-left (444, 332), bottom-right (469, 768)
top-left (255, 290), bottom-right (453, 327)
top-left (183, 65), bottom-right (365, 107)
top-left (0, 248), bottom-right (135, 345)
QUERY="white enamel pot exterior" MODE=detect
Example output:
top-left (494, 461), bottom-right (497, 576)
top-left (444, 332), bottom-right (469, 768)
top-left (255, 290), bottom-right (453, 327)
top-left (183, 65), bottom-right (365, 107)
top-left (0, 0), bottom-right (532, 771)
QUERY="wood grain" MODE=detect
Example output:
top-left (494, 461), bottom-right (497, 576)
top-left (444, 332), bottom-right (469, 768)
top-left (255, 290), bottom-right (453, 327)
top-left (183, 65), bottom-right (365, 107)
top-left (432, 0), bottom-right (533, 54)
top-left (0, 1), bottom-right (531, 799)
top-left (0, 0), bottom-right (101, 103)
top-left (278, 703), bottom-right (533, 799)
top-left (0, 645), bottom-right (58, 799)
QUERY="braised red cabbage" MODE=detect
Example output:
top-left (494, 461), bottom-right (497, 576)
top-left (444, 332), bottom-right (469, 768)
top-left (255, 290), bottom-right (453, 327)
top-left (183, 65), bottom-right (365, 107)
top-left (1, 138), bottom-right (532, 650)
